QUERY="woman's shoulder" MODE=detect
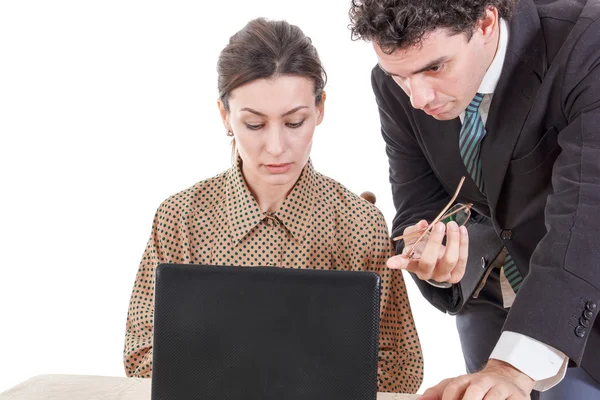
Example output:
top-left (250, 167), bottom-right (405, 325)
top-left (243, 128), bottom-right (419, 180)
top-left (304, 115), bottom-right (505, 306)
top-left (315, 171), bottom-right (387, 226)
top-left (155, 170), bottom-right (229, 216)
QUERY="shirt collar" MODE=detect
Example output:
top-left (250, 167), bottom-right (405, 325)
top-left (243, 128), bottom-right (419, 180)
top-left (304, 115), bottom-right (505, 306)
top-left (273, 158), bottom-right (317, 243)
top-left (226, 157), bottom-right (317, 245)
top-left (478, 18), bottom-right (509, 95)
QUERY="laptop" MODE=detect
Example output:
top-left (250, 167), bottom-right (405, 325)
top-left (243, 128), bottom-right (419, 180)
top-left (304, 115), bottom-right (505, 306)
top-left (151, 264), bottom-right (381, 400)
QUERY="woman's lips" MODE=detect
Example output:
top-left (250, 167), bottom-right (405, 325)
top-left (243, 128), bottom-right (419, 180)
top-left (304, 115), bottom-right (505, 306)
top-left (264, 163), bottom-right (292, 174)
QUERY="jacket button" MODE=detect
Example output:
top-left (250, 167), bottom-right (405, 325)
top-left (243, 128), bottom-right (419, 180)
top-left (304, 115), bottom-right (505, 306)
top-left (501, 229), bottom-right (513, 240)
top-left (584, 310), bottom-right (593, 320)
top-left (586, 302), bottom-right (597, 312)
top-left (580, 317), bottom-right (590, 327)
top-left (575, 325), bottom-right (587, 338)
top-left (481, 257), bottom-right (487, 269)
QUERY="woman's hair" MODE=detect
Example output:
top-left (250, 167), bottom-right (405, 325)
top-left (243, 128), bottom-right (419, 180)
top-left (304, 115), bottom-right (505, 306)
top-left (217, 18), bottom-right (327, 111)
top-left (349, 0), bottom-right (518, 54)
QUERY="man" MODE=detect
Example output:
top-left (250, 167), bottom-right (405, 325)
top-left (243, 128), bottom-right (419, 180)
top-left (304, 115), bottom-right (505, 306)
top-left (349, 0), bottom-right (600, 399)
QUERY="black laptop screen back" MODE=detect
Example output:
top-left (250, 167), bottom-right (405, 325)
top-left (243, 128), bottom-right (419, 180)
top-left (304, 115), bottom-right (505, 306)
top-left (152, 264), bottom-right (381, 400)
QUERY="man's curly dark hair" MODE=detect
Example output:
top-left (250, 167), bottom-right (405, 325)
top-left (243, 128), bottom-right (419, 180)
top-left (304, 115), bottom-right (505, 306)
top-left (349, 0), bottom-right (519, 53)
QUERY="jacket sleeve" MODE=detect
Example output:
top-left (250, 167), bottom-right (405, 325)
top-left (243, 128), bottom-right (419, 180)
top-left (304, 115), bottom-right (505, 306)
top-left (371, 67), bottom-right (504, 314)
top-left (503, 17), bottom-right (600, 365)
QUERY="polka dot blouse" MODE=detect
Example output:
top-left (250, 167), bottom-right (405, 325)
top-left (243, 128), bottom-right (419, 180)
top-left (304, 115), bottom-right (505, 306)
top-left (124, 158), bottom-right (423, 393)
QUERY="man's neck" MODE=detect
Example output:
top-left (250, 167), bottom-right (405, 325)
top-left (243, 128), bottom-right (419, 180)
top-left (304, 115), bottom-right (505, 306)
top-left (478, 18), bottom-right (509, 95)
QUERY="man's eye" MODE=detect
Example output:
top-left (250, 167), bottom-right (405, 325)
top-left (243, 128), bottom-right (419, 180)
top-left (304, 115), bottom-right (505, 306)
top-left (429, 64), bottom-right (443, 72)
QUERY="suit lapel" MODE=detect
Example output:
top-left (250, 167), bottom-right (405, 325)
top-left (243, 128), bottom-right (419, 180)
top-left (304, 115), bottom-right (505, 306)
top-left (417, 115), bottom-right (488, 204)
top-left (481, 0), bottom-right (546, 213)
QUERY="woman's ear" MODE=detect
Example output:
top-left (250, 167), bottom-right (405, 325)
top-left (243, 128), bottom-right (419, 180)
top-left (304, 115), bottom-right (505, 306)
top-left (217, 99), bottom-right (231, 132)
top-left (316, 91), bottom-right (326, 126)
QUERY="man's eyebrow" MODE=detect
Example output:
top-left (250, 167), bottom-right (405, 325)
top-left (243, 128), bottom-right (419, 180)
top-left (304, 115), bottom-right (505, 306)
top-left (378, 56), bottom-right (449, 78)
top-left (412, 56), bottom-right (449, 74)
top-left (240, 106), bottom-right (308, 117)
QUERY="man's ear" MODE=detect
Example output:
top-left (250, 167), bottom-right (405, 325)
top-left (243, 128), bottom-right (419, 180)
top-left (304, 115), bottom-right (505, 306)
top-left (478, 6), bottom-right (499, 44)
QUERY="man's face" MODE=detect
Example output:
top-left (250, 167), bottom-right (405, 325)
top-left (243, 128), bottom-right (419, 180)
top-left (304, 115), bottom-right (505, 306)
top-left (374, 27), bottom-right (495, 121)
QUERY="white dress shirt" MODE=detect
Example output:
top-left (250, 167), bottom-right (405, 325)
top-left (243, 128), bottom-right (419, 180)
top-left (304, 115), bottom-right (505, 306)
top-left (459, 19), bottom-right (568, 391)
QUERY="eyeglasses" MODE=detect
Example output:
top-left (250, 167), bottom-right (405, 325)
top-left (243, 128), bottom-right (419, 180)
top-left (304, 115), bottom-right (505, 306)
top-left (393, 176), bottom-right (473, 260)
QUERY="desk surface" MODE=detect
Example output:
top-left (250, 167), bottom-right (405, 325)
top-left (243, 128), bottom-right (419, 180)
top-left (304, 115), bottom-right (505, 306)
top-left (0, 375), bottom-right (420, 399)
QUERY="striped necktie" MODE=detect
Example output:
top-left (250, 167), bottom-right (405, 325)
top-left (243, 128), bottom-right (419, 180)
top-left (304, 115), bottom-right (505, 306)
top-left (459, 93), bottom-right (523, 293)
top-left (459, 93), bottom-right (487, 191)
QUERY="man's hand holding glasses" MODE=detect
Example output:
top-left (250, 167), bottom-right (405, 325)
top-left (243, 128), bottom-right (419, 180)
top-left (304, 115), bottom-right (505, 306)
top-left (388, 177), bottom-right (472, 286)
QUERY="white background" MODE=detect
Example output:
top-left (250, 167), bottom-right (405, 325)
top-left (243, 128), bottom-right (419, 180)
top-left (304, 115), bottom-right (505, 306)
top-left (0, 0), bottom-right (465, 393)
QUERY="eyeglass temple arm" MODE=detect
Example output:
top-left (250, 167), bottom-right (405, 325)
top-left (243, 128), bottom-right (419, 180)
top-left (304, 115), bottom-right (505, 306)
top-left (393, 202), bottom-right (472, 241)
top-left (400, 177), bottom-right (467, 257)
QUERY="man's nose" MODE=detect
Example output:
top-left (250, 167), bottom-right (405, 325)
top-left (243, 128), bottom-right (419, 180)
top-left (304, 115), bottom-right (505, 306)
top-left (409, 84), bottom-right (435, 110)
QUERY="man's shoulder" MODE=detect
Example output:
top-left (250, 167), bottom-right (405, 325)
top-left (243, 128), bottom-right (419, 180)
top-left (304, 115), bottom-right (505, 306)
top-left (370, 64), bottom-right (390, 98)
top-left (537, 0), bottom-right (600, 76)
top-left (535, 0), bottom-right (589, 24)
top-left (370, 64), bottom-right (415, 122)
top-left (535, 0), bottom-right (600, 46)
top-left (535, 0), bottom-right (600, 20)
top-left (370, 65), bottom-right (406, 98)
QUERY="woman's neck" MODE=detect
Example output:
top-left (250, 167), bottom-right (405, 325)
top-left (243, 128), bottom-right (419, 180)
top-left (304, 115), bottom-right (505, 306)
top-left (241, 167), bottom-right (299, 213)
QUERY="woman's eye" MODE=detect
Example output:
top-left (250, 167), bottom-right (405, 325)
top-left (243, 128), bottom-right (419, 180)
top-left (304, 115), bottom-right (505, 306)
top-left (245, 123), bottom-right (263, 130)
top-left (286, 120), bottom-right (305, 129)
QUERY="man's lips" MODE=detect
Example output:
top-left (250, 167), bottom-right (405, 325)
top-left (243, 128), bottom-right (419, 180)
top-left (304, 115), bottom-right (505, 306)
top-left (425, 104), bottom-right (446, 115)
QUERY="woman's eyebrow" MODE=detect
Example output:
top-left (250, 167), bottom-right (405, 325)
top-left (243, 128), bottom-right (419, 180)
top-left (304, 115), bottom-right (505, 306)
top-left (240, 105), bottom-right (308, 117)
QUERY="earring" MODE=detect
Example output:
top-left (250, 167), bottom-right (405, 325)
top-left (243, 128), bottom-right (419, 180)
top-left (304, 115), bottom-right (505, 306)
top-left (226, 129), bottom-right (233, 137)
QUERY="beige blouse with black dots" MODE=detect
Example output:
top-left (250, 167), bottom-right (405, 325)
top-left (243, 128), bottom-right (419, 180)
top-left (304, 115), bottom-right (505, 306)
top-left (124, 159), bottom-right (423, 393)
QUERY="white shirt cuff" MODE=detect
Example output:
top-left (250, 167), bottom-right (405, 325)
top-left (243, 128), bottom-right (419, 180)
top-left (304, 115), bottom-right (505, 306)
top-left (490, 331), bottom-right (569, 391)
top-left (425, 279), bottom-right (452, 288)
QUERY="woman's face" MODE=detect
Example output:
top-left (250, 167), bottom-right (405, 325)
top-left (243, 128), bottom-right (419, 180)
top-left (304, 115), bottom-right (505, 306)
top-left (219, 75), bottom-right (325, 189)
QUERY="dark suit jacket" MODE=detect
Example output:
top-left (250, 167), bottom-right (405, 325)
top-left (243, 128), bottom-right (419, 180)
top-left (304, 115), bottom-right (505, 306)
top-left (372, 0), bottom-right (600, 382)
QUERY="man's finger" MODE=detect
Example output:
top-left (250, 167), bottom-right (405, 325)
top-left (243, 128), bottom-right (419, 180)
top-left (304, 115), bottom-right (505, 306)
top-left (417, 222), bottom-right (446, 278)
top-left (387, 253), bottom-right (410, 270)
top-left (418, 378), bottom-right (454, 400)
top-left (402, 220), bottom-right (429, 246)
top-left (482, 384), bottom-right (514, 400)
top-left (403, 219), bottom-right (428, 235)
top-left (461, 380), bottom-right (493, 400)
top-left (433, 221), bottom-right (460, 283)
top-left (440, 375), bottom-right (470, 400)
top-left (449, 225), bottom-right (469, 283)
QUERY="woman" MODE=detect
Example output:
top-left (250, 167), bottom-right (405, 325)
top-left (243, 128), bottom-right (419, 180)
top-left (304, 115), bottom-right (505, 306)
top-left (123, 18), bottom-right (423, 393)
